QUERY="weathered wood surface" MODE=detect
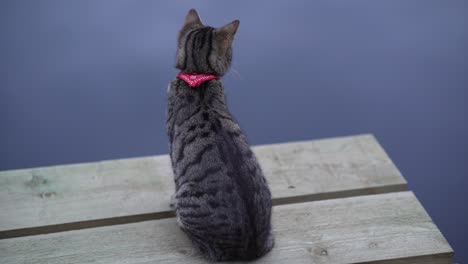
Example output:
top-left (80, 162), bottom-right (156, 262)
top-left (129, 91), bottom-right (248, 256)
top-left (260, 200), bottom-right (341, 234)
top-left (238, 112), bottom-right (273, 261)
top-left (0, 192), bottom-right (452, 264)
top-left (0, 134), bottom-right (406, 237)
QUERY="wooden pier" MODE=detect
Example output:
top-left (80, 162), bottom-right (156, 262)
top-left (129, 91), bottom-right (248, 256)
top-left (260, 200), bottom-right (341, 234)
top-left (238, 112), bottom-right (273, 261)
top-left (0, 134), bottom-right (453, 263)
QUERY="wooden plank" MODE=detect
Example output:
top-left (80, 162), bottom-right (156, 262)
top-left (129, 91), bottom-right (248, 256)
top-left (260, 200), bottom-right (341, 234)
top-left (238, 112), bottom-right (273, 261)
top-left (0, 134), bottom-right (407, 237)
top-left (0, 192), bottom-right (452, 264)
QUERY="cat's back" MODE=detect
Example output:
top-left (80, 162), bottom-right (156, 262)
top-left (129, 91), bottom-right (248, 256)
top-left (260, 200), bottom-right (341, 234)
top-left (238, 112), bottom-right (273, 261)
top-left (167, 80), bottom-right (273, 261)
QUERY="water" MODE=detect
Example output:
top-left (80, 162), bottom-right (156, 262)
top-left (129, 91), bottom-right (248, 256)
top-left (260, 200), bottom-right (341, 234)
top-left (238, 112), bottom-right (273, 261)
top-left (1, 1), bottom-right (467, 261)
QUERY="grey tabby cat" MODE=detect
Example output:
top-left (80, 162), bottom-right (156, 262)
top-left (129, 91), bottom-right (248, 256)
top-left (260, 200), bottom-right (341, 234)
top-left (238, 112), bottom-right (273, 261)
top-left (166, 9), bottom-right (274, 261)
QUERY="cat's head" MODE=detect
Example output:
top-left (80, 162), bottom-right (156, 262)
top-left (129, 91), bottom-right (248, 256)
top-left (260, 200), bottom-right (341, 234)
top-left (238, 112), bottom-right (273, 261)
top-left (175, 9), bottom-right (239, 76)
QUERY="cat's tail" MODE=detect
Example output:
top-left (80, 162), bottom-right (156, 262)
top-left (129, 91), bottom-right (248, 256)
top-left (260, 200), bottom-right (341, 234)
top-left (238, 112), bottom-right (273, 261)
top-left (238, 231), bottom-right (274, 261)
top-left (256, 232), bottom-right (275, 258)
top-left (242, 199), bottom-right (274, 259)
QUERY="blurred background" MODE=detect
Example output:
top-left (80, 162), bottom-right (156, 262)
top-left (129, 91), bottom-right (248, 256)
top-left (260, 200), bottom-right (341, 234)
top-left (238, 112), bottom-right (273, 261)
top-left (0, 0), bottom-right (466, 261)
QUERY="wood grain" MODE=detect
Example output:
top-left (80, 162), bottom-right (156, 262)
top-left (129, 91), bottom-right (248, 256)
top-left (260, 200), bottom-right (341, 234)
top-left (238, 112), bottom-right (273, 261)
top-left (0, 192), bottom-right (452, 264)
top-left (0, 134), bottom-right (406, 237)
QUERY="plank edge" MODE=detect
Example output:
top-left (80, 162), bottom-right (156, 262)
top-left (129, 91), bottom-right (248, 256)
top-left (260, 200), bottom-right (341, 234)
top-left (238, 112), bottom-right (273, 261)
top-left (356, 252), bottom-right (454, 264)
top-left (0, 134), bottom-right (374, 172)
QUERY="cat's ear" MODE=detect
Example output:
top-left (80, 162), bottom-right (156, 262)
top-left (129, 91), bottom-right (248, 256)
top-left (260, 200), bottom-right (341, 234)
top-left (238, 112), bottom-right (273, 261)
top-left (215, 20), bottom-right (240, 51)
top-left (218, 20), bottom-right (240, 38)
top-left (183, 9), bottom-right (203, 27)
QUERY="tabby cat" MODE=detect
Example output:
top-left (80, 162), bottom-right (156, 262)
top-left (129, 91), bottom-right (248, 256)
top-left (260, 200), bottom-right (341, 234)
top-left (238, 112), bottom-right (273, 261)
top-left (166, 9), bottom-right (274, 261)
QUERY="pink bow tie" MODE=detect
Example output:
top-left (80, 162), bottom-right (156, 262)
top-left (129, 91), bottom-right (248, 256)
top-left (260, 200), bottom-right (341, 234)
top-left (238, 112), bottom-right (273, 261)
top-left (177, 72), bottom-right (219, 88)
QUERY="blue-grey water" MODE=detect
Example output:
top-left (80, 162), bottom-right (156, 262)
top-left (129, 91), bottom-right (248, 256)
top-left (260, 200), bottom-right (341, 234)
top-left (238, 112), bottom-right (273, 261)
top-left (1, 1), bottom-right (466, 261)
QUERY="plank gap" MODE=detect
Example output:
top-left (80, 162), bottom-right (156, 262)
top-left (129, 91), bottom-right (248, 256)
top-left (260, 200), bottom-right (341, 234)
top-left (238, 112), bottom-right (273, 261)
top-left (272, 184), bottom-right (407, 206)
top-left (0, 211), bottom-right (175, 240)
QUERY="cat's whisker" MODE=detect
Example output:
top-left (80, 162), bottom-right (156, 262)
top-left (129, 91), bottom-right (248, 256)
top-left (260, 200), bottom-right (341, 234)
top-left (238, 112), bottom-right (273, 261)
top-left (229, 67), bottom-right (242, 80)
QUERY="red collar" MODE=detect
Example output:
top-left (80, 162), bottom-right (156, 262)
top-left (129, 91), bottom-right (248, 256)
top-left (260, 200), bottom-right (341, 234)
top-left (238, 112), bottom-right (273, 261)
top-left (177, 72), bottom-right (219, 88)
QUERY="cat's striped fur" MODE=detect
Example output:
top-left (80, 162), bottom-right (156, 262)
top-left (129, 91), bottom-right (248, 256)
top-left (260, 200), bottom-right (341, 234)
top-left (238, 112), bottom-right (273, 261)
top-left (166, 9), bottom-right (274, 261)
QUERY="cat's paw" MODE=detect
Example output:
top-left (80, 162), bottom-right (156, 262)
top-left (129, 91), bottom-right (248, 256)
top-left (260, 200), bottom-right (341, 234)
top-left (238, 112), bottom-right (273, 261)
top-left (169, 193), bottom-right (177, 209)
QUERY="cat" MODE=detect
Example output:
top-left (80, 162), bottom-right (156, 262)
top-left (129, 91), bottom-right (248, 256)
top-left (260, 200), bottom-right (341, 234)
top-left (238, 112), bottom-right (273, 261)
top-left (166, 9), bottom-right (274, 261)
